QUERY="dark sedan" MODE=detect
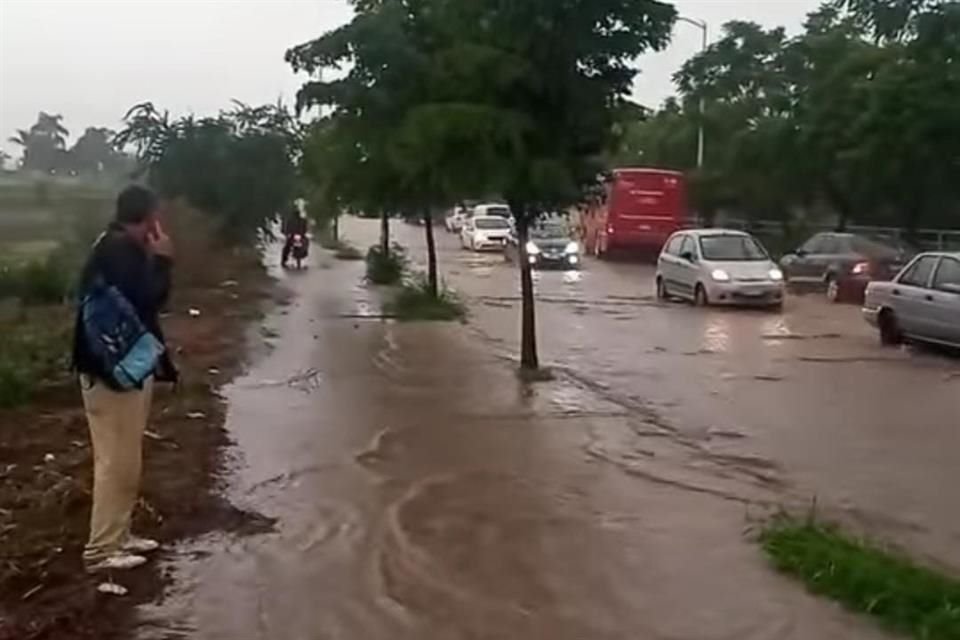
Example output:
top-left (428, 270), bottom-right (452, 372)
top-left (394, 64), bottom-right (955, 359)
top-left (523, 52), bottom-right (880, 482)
top-left (780, 232), bottom-right (913, 303)
top-left (504, 222), bottom-right (581, 269)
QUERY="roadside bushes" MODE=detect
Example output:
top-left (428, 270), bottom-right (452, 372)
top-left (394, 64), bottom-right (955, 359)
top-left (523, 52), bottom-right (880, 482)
top-left (0, 252), bottom-right (74, 305)
top-left (0, 308), bottom-right (72, 408)
top-left (385, 275), bottom-right (465, 321)
top-left (365, 243), bottom-right (407, 284)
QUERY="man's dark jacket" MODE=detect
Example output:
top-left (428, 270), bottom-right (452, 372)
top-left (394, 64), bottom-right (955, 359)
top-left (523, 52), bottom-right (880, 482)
top-left (72, 223), bottom-right (178, 389)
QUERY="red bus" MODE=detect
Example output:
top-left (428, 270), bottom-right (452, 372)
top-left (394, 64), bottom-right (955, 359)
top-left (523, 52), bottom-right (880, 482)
top-left (580, 168), bottom-right (688, 259)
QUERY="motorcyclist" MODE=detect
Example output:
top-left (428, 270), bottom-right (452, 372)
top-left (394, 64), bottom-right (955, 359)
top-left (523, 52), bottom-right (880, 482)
top-left (281, 202), bottom-right (309, 267)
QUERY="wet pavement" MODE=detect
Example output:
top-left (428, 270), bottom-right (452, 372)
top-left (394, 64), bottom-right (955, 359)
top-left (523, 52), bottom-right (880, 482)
top-left (137, 218), bottom-right (960, 638)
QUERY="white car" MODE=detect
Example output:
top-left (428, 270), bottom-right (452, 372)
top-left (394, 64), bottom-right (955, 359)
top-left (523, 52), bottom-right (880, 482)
top-left (863, 251), bottom-right (960, 347)
top-left (445, 206), bottom-right (469, 233)
top-left (656, 229), bottom-right (785, 308)
top-left (461, 216), bottom-right (512, 251)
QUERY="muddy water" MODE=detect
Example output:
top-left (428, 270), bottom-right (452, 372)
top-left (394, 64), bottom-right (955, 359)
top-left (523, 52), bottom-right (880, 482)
top-left (400, 220), bottom-right (960, 569)
top-left (138, 224), bottom-right (895, 638)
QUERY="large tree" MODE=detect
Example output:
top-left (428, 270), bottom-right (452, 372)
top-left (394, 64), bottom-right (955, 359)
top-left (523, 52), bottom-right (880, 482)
top-left (290, 0), bottom-right (676, 369)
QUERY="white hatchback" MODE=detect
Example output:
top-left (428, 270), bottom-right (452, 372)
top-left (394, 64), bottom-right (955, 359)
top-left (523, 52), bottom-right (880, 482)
top-left (656, 229), bottom-right (785, 309)
top-left (461, 216), bottom-right (513, 251)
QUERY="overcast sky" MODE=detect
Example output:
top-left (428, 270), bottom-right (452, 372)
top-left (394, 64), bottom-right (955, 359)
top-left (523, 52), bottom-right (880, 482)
top-left (0, 0), bottom-right (821, 149)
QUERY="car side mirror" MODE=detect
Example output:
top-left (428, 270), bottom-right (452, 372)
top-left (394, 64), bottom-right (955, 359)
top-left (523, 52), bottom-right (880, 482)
top-left (680, 251), bottom-right (695, 262)
top-left (794, 249), bottom-right (808, 258)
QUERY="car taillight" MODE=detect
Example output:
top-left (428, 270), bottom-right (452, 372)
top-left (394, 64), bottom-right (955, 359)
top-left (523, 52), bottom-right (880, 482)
top-left (851, 261), bottom-right (871, 275)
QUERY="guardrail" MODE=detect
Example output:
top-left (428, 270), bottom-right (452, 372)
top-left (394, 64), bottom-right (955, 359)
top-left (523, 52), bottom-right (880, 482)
top-left (709, 219), bottom-right (960, 253)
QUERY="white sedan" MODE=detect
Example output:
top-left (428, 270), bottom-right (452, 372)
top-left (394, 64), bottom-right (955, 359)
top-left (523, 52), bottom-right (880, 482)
top-left (461, 216), bottom-right (512, 251)
top-left (656, 229), bottom-right (785, 309)
top-left (863, 251), bottom-right (960, 347)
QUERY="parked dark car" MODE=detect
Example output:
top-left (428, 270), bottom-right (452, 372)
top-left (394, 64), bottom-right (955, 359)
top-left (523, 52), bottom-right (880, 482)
top-left (780, 232), bottom-right (913, 303)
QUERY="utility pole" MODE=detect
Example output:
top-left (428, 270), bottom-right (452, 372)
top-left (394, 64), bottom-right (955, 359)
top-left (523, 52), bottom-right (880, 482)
top-left (677, 16), bottom-right (708, 168)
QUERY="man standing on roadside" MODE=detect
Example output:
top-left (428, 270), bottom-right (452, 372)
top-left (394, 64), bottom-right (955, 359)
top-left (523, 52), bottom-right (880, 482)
top-left (72, 185), bottom-right (177, 573)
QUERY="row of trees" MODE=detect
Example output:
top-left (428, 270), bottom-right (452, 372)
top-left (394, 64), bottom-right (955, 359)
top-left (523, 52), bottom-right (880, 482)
top-left (115, 101), bottom-right (302, 242)
top-left (4, 104), bottom-right (301, 244)
top-left (287, 0), bottom-right (678, 369)
top-left (621, 0), bottom-right (960, 232)
top-left (5, 112), bottom-right (131, 176)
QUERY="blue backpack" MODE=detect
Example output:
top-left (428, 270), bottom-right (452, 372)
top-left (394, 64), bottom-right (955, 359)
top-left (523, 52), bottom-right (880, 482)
top-left (80, 277), bottom-right (165, 390)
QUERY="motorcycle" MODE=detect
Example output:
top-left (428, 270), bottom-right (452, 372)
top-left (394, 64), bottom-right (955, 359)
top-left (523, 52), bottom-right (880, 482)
top-left (289, 233), bottom-right (309, 269)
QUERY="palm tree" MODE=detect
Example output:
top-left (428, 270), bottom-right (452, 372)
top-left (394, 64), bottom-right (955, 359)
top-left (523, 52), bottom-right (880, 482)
top-left (8, 129), bottom-right (31, 148)
top-left (32, 112), bottom-right (69, 149)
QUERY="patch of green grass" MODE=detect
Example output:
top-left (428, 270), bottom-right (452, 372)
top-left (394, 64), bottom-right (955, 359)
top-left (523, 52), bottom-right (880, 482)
top-left (0, 306), bottom-right (72, 408)
top-left (761, 518), bottom-right (960, 639)
top-left (365, 244), bottom-right (407, 284)
top-left (384, 276), bottom-right (466, 322)
top-left (0, 249), bottom-right (75, 305)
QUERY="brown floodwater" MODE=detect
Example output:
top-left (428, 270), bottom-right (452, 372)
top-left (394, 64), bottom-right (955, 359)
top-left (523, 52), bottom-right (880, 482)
top-left (136, 218), bottom-right (960, 639)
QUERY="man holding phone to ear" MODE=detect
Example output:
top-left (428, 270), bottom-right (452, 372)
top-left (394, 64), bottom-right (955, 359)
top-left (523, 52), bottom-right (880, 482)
top-left (72, 184), bottom-right (178, 573)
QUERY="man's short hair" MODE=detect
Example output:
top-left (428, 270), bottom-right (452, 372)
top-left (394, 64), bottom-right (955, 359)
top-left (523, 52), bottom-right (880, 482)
top-left (115, 185), bottom-right (159, 225)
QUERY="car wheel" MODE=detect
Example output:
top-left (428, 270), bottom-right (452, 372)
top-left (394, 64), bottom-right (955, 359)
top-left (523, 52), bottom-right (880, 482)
top-left (878, 309), bottom-right (902, 346)
top-left (825, 275), bottom-right (840, 303)
top-left (694, 283), bottom-right (709, 307)
top-left (656, 276), bottom-right (668, 301)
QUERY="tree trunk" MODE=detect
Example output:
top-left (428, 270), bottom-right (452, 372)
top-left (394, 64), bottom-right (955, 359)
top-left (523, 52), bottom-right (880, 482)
top-left (824, 181), bottom-right (852, 232)
top-left (380, 210), bottom-right (390, 255)
top-left (423, 208), bottom-right (439, 298)
top-left (515, 212), bottom-right (539, 370)
top-left (332, 214), bottom-right (339, 244)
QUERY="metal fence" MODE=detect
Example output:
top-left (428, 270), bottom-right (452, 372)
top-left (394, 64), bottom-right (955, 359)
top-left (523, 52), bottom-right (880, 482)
top-left (708, 219), bottom-right (960, 255)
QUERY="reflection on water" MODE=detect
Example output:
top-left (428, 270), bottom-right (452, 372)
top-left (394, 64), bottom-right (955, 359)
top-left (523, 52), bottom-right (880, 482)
top-left (562, 270), bottom-right (582, 284)
top-left (701, 315), bottom-right (732, 353)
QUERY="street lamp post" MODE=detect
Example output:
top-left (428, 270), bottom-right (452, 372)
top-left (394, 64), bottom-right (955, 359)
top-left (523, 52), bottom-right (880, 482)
top-left (677, 16), bottom-right (708, 169)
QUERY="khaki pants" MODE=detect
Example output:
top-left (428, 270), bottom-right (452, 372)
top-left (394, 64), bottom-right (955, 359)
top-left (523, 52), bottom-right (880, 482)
top-left (80, 375), bottom-right (154, 563)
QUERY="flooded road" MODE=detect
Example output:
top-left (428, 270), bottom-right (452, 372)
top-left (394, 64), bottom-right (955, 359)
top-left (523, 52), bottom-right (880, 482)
top-left (396, 220), bottom-right (960, 570)
top-left (134, 217), bottom-right (960, 638)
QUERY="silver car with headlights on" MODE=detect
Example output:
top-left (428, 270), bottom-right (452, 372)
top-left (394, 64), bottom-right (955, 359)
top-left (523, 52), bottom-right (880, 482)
top-left (656, 229), bottom-right (785, 309)
top-left (863, 252), bottom-right (960, 347)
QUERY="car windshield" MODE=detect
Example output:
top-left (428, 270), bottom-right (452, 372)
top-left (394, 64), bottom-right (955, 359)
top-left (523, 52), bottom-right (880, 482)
top-left (530, 224), bottom-right (567, 240)
top-left (485, 206), bottom-right (511, 218)
top-left (475, 217), bottom-right (510, 230)
top-left (699, 235), bottom-right (768, 261)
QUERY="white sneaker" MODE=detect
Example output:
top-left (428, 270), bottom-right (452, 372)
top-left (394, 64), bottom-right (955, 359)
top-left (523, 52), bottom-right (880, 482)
top-left (86, 552), bottom-right (148, 573)
top-left (122, 536), bottom-right (160, 554)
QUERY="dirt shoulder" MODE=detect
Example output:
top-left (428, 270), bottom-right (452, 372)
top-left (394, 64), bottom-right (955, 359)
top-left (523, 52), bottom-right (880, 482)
top-left (0, 242), bottom-right (281, 640)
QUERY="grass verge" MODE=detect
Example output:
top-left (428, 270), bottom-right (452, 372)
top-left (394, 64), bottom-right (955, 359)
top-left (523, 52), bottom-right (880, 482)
top-left (384, 276), bottom-right (466, 322)
top-left (761, 518), bottom-right (960, 639)
top-left (365, 244), bottom-right (407, 284)
top-left (333, 241), bottom-right (363, 261)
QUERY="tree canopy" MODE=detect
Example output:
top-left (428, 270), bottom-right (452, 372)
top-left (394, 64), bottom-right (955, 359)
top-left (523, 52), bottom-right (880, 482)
top-left (116, 101), bottom-right (301, 241)
top-left (288, 0), bottom-right (677, 368)
top-left (621, 0), bottom-right (960, 232)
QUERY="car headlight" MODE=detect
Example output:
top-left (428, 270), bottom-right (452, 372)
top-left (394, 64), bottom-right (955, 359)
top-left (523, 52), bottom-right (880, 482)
top-left (565, 241), bottom-right (579, 254)
top-left (525, 241), bottom-right (540, 255)
top-left (711, 269), bottom-right (731, 282)
top-left (768, 268), bottom-right (784, 281)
